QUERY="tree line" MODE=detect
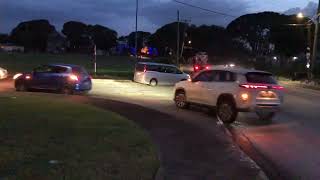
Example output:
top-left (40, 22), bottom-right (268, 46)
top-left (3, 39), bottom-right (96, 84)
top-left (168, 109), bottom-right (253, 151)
top-left (0, 12), bottom-right (311, 59)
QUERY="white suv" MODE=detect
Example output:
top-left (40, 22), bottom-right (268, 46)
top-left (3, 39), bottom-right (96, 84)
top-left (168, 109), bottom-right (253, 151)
top-left (174, 66), bottom-right (284, 123)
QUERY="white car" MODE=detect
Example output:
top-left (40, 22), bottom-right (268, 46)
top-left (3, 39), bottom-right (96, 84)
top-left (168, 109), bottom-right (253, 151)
top-left (174, 66), bottom-right (284, 123)
top-left (134, 62), bottom-right (190, 86)
top-left (0, 67), bottom-right (8, 79)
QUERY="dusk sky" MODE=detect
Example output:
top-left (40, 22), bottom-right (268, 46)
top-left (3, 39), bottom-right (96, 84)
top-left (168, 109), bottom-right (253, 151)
top-left (0, 0), bottom-right (317, 36)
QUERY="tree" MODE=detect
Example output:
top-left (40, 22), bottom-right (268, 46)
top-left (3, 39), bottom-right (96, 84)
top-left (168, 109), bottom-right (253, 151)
top-left (87, 25), bottom-right (118, 51)
top-left (62, 21), bottom-right (118, 52)
top-left (10, 20), bottom-right (56, 52)
top-left (0, 34), bottom-right (10, 44)
top-left (62, 21), bottom-right (90, 52)
top-left (227, 12), bottom-right (309, 57)
top-left (127, 31), bottom-right (151, 49)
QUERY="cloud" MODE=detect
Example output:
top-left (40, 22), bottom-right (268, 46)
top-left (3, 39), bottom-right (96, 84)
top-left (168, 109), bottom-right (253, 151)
top-left (284, 1), bottom-right (317, 17)
top-left (0, 0), bottom-right (250, 36)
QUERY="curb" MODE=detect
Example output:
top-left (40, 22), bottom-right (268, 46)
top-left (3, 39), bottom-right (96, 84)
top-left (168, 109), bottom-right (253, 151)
top-left (226, 125), bottom-right (285, 180)
top-left (217, 122), bottom-right (269, 180)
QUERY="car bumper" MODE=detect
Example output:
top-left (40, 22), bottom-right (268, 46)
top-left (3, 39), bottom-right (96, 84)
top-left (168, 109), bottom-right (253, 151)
top-left (72, 82), bottom-right (92, 92)
top-left (238, 104), bottom-right (281, 113)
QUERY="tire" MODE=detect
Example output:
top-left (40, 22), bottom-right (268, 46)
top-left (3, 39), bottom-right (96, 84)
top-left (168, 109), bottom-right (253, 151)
top-left (175, 90), bottom-right (189, 109)
top-left (256, 112), bottom-right (275, 121)
top-left (150, 79), bottom-right (158, 86)
top-left (61, 86), bottom-right (73, 95)
top-left (16, 83), bottom-right (27, 92)
top-left (217, 99), bottom-right (238, 124)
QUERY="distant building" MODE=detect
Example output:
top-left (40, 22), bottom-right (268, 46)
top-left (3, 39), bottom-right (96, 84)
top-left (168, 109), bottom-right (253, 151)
top-left (0, 43), bottom-right (24, 52)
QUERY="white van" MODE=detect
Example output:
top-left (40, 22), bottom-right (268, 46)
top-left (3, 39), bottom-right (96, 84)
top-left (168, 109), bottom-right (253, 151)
top-left (133, 62), bottom-right (190, 86)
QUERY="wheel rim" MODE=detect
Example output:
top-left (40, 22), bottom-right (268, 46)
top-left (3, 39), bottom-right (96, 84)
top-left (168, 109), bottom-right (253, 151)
top-left (150, 80), bottom-right (157, 86)
top-left (175, 94), bottom-right (186, 108)
top-left (218, 103), bottom-right (233, 122)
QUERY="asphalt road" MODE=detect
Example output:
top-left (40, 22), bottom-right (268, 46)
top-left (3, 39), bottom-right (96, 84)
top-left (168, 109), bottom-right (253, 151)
top-left (2, 78), bottom-right (320, 179)
top-left (91, 79), bottom-right (320, 180)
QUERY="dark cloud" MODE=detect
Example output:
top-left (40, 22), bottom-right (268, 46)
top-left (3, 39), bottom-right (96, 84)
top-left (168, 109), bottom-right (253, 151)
top-left (0, 0), bottom-right (249, 36)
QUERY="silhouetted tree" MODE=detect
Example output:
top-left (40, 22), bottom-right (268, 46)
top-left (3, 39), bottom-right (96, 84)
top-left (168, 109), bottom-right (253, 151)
top-left (10, 19), bottom-right (56, 52)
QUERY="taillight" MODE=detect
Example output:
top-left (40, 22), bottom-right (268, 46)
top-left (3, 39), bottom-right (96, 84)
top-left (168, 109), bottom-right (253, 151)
top-left (69, 74), bottom-right (79, 81)
top-left (25, 75), bottom-right (31, 80)
top-left (195, 66), bottom-right (199, 70)
top-left (205, 66), bottom-right (210, 70)
top-left (271, 85), bottom-right (284, 90)
top-left (239, 84), bottom-right (284, 90)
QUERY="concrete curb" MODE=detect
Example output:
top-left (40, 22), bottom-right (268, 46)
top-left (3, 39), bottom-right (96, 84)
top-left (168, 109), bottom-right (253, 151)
top-left (218, 122), bottom-right (269, 180)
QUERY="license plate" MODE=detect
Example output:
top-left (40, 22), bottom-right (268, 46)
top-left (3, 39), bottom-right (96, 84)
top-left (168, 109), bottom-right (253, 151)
top-left (258, 91), bottom-right (277, 99)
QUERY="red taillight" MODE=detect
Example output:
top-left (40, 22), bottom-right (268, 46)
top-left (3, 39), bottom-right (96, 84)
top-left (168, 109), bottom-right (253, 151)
top-left (271, 85), bottom-right (284, 90)
top-left (25, 75), bottom-right (31, 80)
top-left (69, 74), bottom-right (79, 81)
top-left (195, 66), bottom-right (199, 70)
top-left (239, 84), bottom-right (284, 90)
top-left (205, 66), bottom-right (210, 70)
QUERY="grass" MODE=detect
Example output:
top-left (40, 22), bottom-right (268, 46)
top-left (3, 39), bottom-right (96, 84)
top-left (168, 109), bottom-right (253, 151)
top-left (0, 93), bottom-right (159, 180)
top-left (0, 53), bottom-right (135, 79)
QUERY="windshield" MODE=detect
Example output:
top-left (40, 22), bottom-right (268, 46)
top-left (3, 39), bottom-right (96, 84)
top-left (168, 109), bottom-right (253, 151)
top-left (246, 72), bottom-right (277, 84)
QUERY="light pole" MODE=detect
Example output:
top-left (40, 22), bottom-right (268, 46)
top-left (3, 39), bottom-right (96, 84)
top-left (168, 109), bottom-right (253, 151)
top-left (135, 0), bottom-right (139, 60)
top-left (311, 1), bottom-right (320, 79)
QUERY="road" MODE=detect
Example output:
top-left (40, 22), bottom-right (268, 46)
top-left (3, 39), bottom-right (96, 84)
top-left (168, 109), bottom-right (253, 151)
top-left (2, 79), bottom-right (320, 179)
top-left (91, 79), bottom-right (320, 180)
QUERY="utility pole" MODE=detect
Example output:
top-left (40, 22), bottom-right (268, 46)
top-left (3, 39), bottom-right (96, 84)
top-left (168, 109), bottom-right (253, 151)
top-left (94, 44), bottom-right (97, 75)
top-left (311, 0), bottom-right (320, 79)
top-left (177, 10), bottom-right (180, 66)
top-left (135, 0), bottom-right (139, 60)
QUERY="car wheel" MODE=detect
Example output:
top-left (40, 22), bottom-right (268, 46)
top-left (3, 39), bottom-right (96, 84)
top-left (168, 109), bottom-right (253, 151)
top-left (150, 79), bottom-right (158, 86)
top-left (16, 83), bottom-right (26, 92)
top-left (256, 112), bottom-right (275, 121)
top-left (217, 99), bottom-right (237, 124)
top-left (175, 91), bottom-right (189, 109)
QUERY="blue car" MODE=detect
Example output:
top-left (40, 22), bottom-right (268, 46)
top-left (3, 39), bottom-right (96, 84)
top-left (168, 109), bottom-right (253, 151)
top-left (14, 64), bottom-right (92, 94)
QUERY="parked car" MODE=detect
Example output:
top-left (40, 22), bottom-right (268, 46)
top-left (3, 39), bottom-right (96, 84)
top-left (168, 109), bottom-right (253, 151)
top-left (0, 67), bottom-right (8, 79)
top-left (133, 62), bottom-right (190, 86)
top-left (174, 65), bottom-right (284, 124)
top-left (14, 64), bottom-right (92, 94)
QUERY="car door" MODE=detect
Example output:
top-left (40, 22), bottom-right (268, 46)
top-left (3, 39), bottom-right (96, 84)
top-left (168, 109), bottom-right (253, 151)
top-left (51, 65), bottom-right (70, 90)
top-left (187, 71), bottom-right (214, 104)
top-left (31, 65), bottom-right (53, 89)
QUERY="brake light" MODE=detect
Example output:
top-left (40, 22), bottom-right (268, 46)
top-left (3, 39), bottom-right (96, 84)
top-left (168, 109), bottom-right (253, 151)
top-left (205, 66), bottom-right (210, 70)
top-left (69, 74), bottom-right (79, 81)
top-left (239, 84), bottom-right (268, 89)
top-left (239, 84), bottom-right (284, 90)
top-left (271, 85), bottom-right (284, 90)
top-left (25, 75), bottom-right (31, 80)
top-left (195, 66), bottom-right (199, 70)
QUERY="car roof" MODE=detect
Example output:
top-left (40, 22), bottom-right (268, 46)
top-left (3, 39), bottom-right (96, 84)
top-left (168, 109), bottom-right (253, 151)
top-left (47, 63), bottom-right (81, 68)
top-left (137, 62), bottom-right (177, 67)
top-left (206, 65), bottom-right (272, 75)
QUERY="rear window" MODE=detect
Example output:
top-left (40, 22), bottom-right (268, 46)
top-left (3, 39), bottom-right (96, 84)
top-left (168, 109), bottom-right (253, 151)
top-left (52, 66), bottom-right (69, 73)
top-left (72, 66), bottom-right (88, 75)
top-left (246, 72), bottom-right (277, 84)
top-left (135, 64), bottom-right (145, 72)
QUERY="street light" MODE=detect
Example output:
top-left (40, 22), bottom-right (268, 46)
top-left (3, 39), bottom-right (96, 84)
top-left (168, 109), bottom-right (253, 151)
top-left (188, 40), bottom-right (192, 44)
top-left (297, 12), bottom-right (304, 19)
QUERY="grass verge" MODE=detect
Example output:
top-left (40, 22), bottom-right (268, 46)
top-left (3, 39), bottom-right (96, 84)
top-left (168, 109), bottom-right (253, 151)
top-left (0, 53), bottom-right (135, 79)
top-left (0, 93), bottom-right (158, 180)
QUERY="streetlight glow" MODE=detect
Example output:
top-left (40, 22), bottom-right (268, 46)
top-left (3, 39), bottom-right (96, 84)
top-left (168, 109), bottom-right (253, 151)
top-left (188, 40), bottom-right (192, 44)
top-left (297, 12), bottom-right (304, 19)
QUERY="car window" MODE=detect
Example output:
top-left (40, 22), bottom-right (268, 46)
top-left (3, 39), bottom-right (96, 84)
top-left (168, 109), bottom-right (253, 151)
top-left (163, 66), bottom-right (179, 74)
top-left (72, 66), bottom-right (89, 75)
top-left (194, 71), bottom-right (213, 82)
top-left (218, 71), bottom-right (235, 82)
top-left (146, 65), bottom-right (160, 72)
top-left (246, 72), bottom-right (276, 84)
top-left (52, 66), bottom-right (69, 73)
top-left (34, 65), bottom-right (53, 73)
top-left (135, 64), bottom-right (145, 72)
